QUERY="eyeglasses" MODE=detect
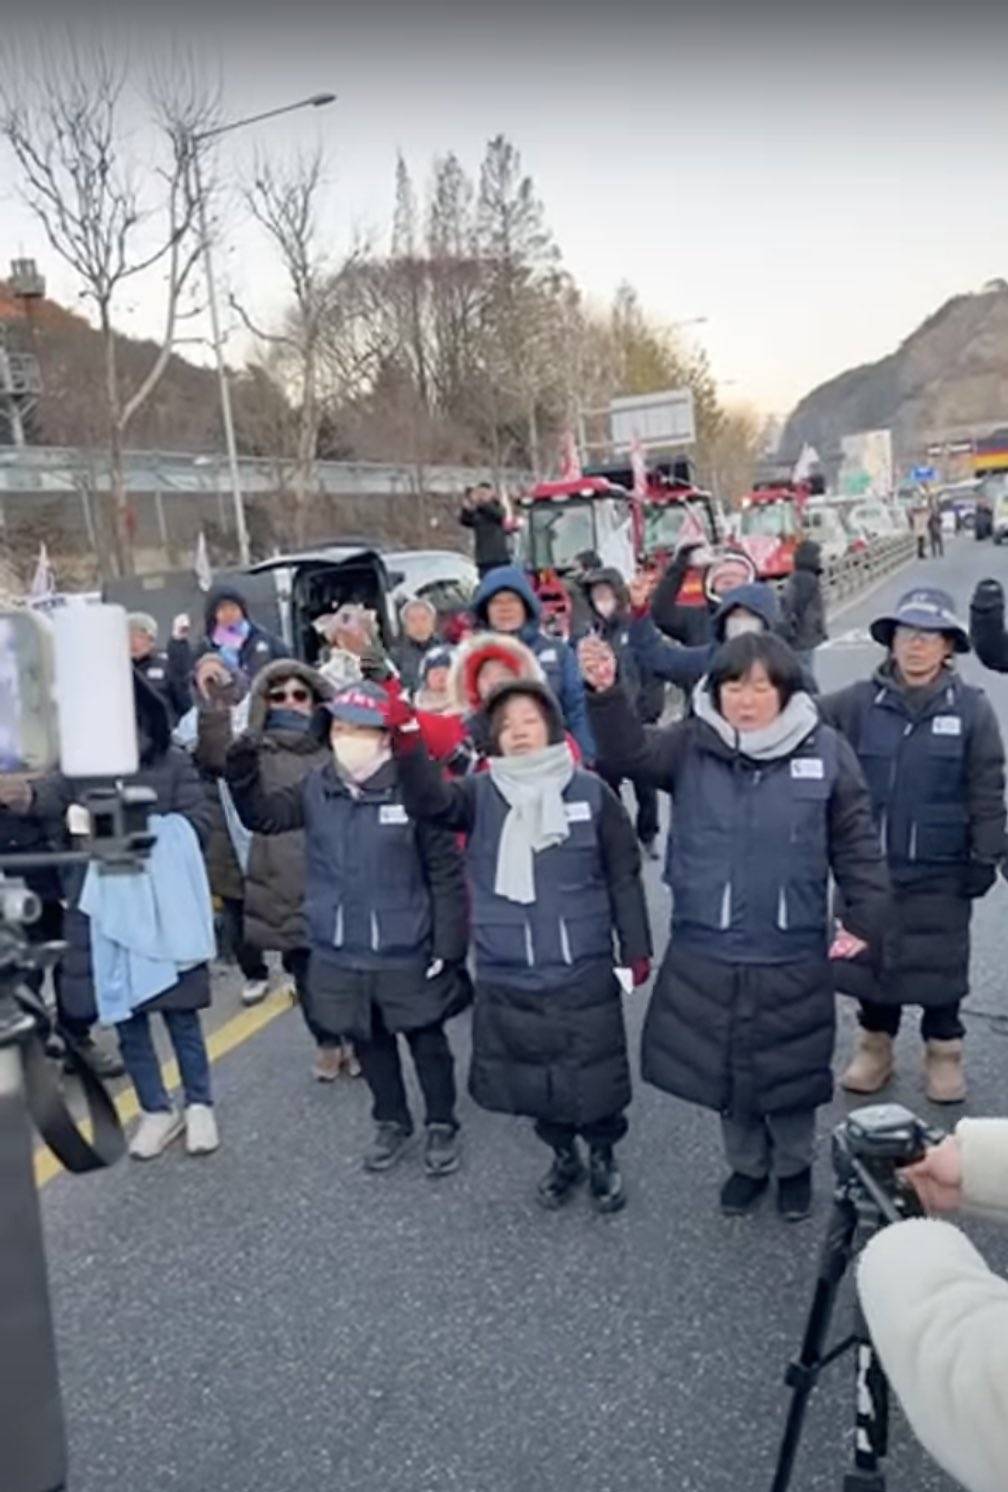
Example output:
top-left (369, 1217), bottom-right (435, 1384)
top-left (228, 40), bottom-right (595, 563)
top-left (268, 686), bottom-right (312, 705)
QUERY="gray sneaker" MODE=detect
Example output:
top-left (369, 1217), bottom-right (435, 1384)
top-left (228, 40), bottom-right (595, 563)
top-left (424, 1123), bottom-right (461, 1178)
top-left (363, 1122), bottom-right (411, 1172)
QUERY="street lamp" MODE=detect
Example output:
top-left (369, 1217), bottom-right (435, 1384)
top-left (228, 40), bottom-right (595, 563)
top-left (193, 92), bottom-right (336, 566)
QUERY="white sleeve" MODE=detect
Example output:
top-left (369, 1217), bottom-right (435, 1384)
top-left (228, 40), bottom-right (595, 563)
top-left (857, 1218), bottom-right (1008, 1492)
top-left (957, 1118), bottom-right (1008, 1216)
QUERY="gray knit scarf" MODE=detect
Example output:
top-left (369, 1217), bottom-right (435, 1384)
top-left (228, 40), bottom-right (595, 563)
top-left (692, 683), bottom-right (819, 761)
top-left (487, 743), bottom-right (574, 905)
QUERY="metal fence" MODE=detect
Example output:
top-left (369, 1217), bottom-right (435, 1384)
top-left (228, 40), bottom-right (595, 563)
top-left (824, 534), bottom-right (916, 609)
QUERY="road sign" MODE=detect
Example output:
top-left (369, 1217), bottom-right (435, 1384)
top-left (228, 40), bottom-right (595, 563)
top-left (609, 388), bottom-right (695, 451)
top-left (911, 464), bottom-right (937, 483)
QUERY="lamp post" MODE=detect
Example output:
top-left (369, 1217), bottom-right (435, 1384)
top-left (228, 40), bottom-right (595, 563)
top-left (193, 92), bottom-right (336, 566)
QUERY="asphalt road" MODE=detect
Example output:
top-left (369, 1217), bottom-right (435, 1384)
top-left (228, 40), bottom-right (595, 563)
top-left (38, 535), bottom-right (1008, 1492)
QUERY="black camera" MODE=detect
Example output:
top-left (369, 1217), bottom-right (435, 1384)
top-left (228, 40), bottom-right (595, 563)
top-left (832, 1103), bottom-right (938, 1227)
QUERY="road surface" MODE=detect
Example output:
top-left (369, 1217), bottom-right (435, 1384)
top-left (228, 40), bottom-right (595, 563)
top-left (37, 535), bottom-right (1008, 1492)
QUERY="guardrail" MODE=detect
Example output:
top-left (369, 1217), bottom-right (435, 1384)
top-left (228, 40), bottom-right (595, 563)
top-left (824, 534), bottom-right (916, 610)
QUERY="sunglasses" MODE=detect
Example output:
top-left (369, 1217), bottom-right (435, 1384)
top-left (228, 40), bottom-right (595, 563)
top-left (268, 686), bottom-right (312, 705)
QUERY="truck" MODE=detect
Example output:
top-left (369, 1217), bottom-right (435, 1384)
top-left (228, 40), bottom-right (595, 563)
top-left (514, 474), bottom-right (636, 635)
top-left (728, 481), bottom-right (808, 582)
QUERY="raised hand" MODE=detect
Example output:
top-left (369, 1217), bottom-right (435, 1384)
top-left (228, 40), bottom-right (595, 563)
top-left (628, 570), bottom-right (653, 613)
top-left (577, 635), bottom-right (617, 692)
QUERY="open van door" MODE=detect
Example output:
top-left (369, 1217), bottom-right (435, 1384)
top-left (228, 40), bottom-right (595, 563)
top-left (248, 547), bottom-right (395, 664)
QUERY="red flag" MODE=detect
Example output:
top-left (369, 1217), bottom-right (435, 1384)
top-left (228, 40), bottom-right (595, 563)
top-left (558, 428), bottom-right (582, 481)
top-left (629, 433), bottom-right (648, 498)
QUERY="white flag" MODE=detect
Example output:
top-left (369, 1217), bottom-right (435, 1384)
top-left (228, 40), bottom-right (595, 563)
top-left (792, 444), bottom-right (820, 485)
top-left (558, 428), bottom-right (582, 481)
top-left (629, 433), bottom-right (648, 498)
top-left (194, 531), bottom-right (213, 593)
top-left (29, 542), bottom-right (55, 601)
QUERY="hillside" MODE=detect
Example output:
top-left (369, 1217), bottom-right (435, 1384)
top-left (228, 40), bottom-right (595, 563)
top-left (778, 282), bottom-right (1008, 463)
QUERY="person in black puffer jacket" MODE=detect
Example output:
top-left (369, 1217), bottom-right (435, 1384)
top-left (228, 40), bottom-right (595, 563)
top-left (458, 483), bottom-right (512, 575)
top-left (226, 681), bottom-right (470, 1179)
top-left (780, 540), bottom-right (827, 672)
top-left (577, 566), bottom-right (662, 857)
top-left (3, 673), bottom-right (218, 1161)
top-left (392, 676), bottom-right (651, 1214)
top-left (128, 611), bottom-right (191, 723)
top-left (581, 630), bottom-right (889, 1223)
top-left (172, 585), bottom-right (287, 685)
top-left (821, 587), bottom-right (1005, 1106)
top-left (390, 597), bottom-right (441, 695)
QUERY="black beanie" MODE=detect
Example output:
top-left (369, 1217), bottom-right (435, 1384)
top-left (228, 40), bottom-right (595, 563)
top-left (483, 679), bottom-right (565, 754)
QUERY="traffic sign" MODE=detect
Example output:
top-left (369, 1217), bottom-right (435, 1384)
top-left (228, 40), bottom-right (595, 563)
top-left (911, 465), bottom-right (937, 483)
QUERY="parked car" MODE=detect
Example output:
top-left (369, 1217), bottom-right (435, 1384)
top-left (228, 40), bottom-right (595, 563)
top-left (802, 502), bottom-right (852, 565)
top-left (384, 548), bottom-right (478, 618)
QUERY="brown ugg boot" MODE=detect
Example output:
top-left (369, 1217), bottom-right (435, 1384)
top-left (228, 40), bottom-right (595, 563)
top-left (840, 1030), bottom-right (894, 1094)
top-left (923, 1039), bottom-right (967, 1104)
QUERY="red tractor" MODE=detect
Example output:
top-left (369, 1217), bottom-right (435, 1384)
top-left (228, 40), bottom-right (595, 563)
top-left (727, 481), bottom-right (808, 583)
top-left (514, 475), bottom-right (636, 636)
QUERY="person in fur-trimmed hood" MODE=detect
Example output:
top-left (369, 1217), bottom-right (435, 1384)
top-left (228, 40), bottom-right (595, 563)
top-left (857, 1117), bottom-right (1008, 1492)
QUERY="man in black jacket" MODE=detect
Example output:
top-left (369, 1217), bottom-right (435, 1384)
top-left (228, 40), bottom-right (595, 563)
top-left (458, 483), bottom-right (512, 577)
top-left (390, 598), bottom-right (441, 694)
top-left (779, 540), bottom-right (827, 672)
top-left (128, 612), bottom-right (191, 723)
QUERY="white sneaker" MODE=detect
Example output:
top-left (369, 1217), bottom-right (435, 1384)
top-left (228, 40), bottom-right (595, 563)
top-left (129, 1109), bottom-right (184, 1160)
top-left (241, 978), bottom-right (270, 1007)
top-left (185, 1103), bottom-right (220, 1156)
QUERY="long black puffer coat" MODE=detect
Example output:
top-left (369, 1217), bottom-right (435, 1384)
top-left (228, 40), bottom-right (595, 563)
top-left (587, 682), bottom-right (889, 1116)
top-left (821, 663), bottom-right (1005, 1008)
top-left (198, 659), bottom-right (333, 953)
top-left (30, 676), bottom-right (215, 1023)
top-left (395, 710), bottom-right (651, 1128)
top-left (780, 540), bottom-right (827, 652)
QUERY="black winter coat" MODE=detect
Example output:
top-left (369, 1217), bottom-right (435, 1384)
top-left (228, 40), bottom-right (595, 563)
top-left (396, 740), bottom-right (650, 1125)
top-left (134, 648), bottom-right (191, 723)
top-left (225, 744), bottom-right (469, 1041)
top-left (458, 499), bottom-right (511, 569)
top-left (820, 666), bottom-right (1005, 1007)
top-left (970, 580), bottom-right (1008, 672)
top-left (391, 634), bottom-right (439, 694)
top-left (587, 684), bottom-right (889, 1116)
top-left (30, 739), bottom-right (214, 1024)
top-left (577, 567), bottom-right (665, 723)
top-left (650, 547), bottom-right (714, 648)
top-left (780, 542), bottom-right (827, 652)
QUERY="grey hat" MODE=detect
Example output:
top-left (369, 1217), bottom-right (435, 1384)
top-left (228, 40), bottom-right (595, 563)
top-left (127, 611), bottom-right (159, 641)
top-left (869, 587), bottom-right (970, 654)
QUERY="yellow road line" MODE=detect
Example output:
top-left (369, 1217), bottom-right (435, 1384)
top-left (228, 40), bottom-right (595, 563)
top-left (34, 988), bottom-right (295, 1190)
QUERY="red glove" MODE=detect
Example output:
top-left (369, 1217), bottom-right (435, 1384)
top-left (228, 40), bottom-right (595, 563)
top-left (383, 689), bottom-right (416, 731)
top-left (630, 957), bottom-right (651, 988)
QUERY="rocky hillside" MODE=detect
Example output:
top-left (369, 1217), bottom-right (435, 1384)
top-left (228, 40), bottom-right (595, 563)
top-left (778, 282), bottom-right (1008, 463)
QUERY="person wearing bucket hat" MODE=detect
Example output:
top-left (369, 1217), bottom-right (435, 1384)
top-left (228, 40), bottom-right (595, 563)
top-left (225, 681), bottom-right (470, 1178)
top-left (821, 586), bottom-right (1006, 1104)
top-left (392, 676), bottom-right (651, 1215)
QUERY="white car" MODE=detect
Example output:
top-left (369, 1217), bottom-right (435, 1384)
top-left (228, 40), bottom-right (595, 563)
top-left (383, 548), bottom-right (479, 615)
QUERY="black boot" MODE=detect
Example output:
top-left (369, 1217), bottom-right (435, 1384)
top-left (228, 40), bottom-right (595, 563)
top-left (588, 1144), bottom-right (626, 1214)
top-left (64, 1036), bottom-right (126, 1081)
top-left (536, 1141), bottom-right (586, 1209)
top-left (720, 1172), bottom-right (769, 1216)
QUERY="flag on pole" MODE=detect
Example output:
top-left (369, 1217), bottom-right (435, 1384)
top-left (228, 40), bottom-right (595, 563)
top-left (194, 531), bottom-right (214, 593)
top-left (28, 542), bottom-right (55, 602)
top-left (792, 444), bottom-right (819, 485)
top-left (675, 502), bottom-right (710, 552)
top-left (629, 433), bottom-right (648, 498)
top-left (558, 428), bottom-right (582, 482)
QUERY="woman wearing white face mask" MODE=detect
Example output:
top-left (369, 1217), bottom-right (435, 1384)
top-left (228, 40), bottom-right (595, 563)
top-left (226, 682), bottom-right (471, 1177)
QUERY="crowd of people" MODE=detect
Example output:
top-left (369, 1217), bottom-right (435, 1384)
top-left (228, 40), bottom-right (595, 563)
top-left (5, 499), bottom-right (1008, 1487)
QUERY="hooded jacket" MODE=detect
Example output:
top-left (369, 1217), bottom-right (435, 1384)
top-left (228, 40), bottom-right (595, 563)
top-left (780, 540), bottom-right (827, 652)
top-left (471, 566), bottom-right (595, 760)
top-left (627, 581), bottom-right (816, 695)
top-left (185, 585), bottom-right (288, 681)
top-left (578, 567), bottom-right (665, 724)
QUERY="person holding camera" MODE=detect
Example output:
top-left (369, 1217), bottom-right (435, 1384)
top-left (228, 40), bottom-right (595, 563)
top-left (580, 630), bottom-right (889, 1221)
top-left (857, 1117), bottom-right (1008, 1492)
top-left (390, 676), bottom-right (651, 1213)
top-left (1, 673), bottom-right (220, 1160)
top-left (458, 482), bottom-right (513, 577)
top-left (821, 588), bottom-right (1006, 1104)
top-left (226, 681), bottom-right (470, 1178)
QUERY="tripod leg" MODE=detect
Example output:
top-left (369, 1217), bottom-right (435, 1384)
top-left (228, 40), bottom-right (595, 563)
top-left (842, 1298), bottom-right (890, 1490)
top-left (0, 1042), bottom-right (68, 1492)
top-left (770, 1198), bottom-right (858, 1492)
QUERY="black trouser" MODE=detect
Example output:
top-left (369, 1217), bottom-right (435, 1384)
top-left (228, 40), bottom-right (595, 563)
top-left (282, 949), bottom-right (340, 1049)
top-left (535, 1111), bottom-right (628, 1152)
top-left (929, 534), bottom-right (944, 558)
top-left (859, 999), bottom-right (964, 1041)
top-left (23, 901), bottom-right (91, 1043)
top-left (599, 769), bottom-right (659, 844)
top-left (916, 536), bottom-right (927, 559)
top-left (220, 897), bottom-right (269, 982)
top-left (355, 1005), bottom-right (457, 1131)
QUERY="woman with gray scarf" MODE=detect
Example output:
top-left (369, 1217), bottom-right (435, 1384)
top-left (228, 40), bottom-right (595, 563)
top-left (580, 631), bottom-right (890, 1223)
top-left (391, 677), bottom-right (651, 1214)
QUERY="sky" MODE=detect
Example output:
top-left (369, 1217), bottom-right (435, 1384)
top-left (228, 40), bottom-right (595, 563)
top-left (3, 0), bottom-right (1008, 418)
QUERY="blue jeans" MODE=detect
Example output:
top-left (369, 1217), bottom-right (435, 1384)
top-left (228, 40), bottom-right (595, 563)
top-left (116, 1009), bottom-right (213, 1113)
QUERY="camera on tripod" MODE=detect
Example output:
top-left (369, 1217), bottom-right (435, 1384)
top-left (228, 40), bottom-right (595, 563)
top-left (771, 1104), bottom-right (943, 1492)
top-left (1, 600), bottom-right (155, 1492)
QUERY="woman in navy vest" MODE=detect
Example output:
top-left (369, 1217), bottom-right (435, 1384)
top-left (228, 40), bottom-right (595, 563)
top-left (821, 588), bottom-right (1005, 1105)
top-left (226, 682), bottom-right (470, 1179)
top-left (391, 678), bottom-right (651, 1215)
top-left (581, 631), bottom-right (889, 1222)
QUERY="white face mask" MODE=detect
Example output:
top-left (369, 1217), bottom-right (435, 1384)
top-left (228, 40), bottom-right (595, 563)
top-left (723, 611), bottom-right (764, 640)
top-left (332, 734), bottom-right (386, 779)
top-left (593, 595), bottom-right (618, 620)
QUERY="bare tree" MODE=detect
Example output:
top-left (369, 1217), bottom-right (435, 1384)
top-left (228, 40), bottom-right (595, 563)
top-left (0, 40), bottom-right (217, 574)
